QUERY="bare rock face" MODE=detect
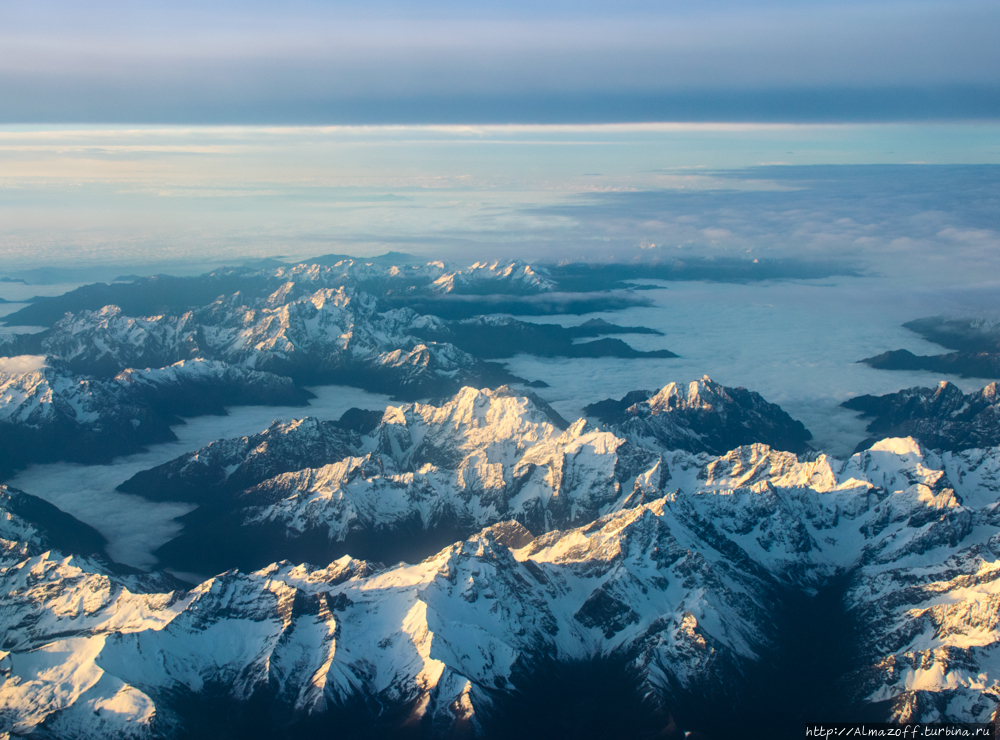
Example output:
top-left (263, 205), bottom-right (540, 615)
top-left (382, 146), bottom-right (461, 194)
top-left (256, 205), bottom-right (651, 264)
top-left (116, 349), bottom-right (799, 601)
top-left (0, 359), bottom-right (310, 479)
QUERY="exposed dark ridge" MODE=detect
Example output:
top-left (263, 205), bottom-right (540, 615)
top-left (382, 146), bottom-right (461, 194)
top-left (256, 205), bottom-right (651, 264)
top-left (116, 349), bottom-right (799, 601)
top-left (130, 374), bottom-right (314, 418)
top-left (386, 293), bottom-right (654, 319)
top-left (859, 316), bottom-right (1000, 380)
top-left (0, 412), bottom-right (178, 482)
top-left (298, 251), bottom-right (425, 267)
top-left (333, 407), bottom-right (385, 435)
top-left (0, 363), bottom-right (319, 480)
top-left (2, 271), bottom-right (273, 328)
top-left (583, 389), bottom-right (655, 424)
top-left (860, 348), bottom-right (1000, 379)
top-left (585, 379), bottom-right (813, 455)
top-left (480, 656), bottom-right (683, 740)
top-left (0, 486), bottom-right (181, 583)
top-left (903, 316), bottom-right (1000, 354)
top-left (169, 358), bottom-right (528, 403)
top-left (118, 415), bottom-right (362, 504)
top-left (0, 332), bottom-right (44, 356)
top-left (842, 381), bottom-right (1000, 451)
top-left (413, 316), bottom-right (675, 360)
top-left (570, 317), bottom-right (663, 336)
top-left (747, 578), bottom-right (861, 735)
top-left (153, 511), bottom-right (473, 576)
top-left (146, 672), bottom-right (493, 740)
top-left (542, 257), bottom-right (861, 292)
top-left (1, 485), bottom-right (108, 559)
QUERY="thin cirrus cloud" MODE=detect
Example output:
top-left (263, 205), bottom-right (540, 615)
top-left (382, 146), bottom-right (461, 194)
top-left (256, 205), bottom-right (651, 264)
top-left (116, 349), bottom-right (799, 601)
top-left (1, 0), bottom-right (998, 123)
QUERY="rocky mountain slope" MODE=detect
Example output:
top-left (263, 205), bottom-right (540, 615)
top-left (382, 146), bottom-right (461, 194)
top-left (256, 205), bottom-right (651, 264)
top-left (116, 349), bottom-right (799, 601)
top-left (117, 415), bottom-right (367, 505)
top-left (861, 316), bottom-right (1000, 380)
top-left (0, 485), bottom-right (108, 562)
top-left (0, 359), bottom-right (309, 479)
top-left (127, 380), bottom-right (806, 575)
top-left (2, 434), bottom-right (999, 738)
top-left (843, 380), bottom-right (1000, 452)
top-left (584, 376), bottom-right (814, 454)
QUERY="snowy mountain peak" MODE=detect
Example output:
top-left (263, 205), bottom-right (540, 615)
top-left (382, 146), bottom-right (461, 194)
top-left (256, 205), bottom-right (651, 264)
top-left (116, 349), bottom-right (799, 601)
top-left (431, 259), bottom-right (554, 295)
top-left (648, 375), bottom-right (721, 411)
top-left (387, 386), bottom-right (557, 438)
top-left (843, 380), bottom-right (1000, 452)
top-left (591, 377), bottom-right (814, 455)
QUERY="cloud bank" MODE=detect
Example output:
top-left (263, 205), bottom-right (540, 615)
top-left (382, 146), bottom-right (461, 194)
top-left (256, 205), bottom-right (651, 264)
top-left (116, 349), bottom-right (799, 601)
top-left (0, 126), bottom-right (997, 291)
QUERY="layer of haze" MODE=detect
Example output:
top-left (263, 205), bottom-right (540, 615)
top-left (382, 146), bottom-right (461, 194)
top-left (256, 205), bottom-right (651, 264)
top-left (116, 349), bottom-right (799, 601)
top-left (1, 123), bottom-right (999, 290)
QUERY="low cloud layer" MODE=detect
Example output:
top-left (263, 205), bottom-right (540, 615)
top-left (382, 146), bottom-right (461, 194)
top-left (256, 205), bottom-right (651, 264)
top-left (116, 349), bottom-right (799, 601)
top-left (0, 355), bottom-right (47, 374)
top-left (0, 126), bottom-right (997, 291)
top-left (528, 165), bottom-right (1000, 286)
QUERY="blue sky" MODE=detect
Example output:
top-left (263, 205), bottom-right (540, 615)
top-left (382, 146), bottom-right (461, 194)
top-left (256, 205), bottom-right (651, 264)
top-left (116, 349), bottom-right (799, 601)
top-left (2, 0), bottom-right (998, 123)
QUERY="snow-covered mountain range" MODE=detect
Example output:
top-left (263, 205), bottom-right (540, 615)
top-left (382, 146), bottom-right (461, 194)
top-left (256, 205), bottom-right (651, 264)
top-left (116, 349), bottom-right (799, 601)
top-left (0, 258), bottom-right (676, 478)
top-left (1, 378), bottom-right (999, 738)
top-left (0, 258), bottom-right (675, 478)
top-left (1, 257), bottom-right (999, 738)
top-left (2, 432), bottom-right (999, 738)
top-left (124, 379), bottom-right (808, 575)
top-left (32, 288), bottom-right (518, 396)
top-left (0, 359), bottom-right (309, 478)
